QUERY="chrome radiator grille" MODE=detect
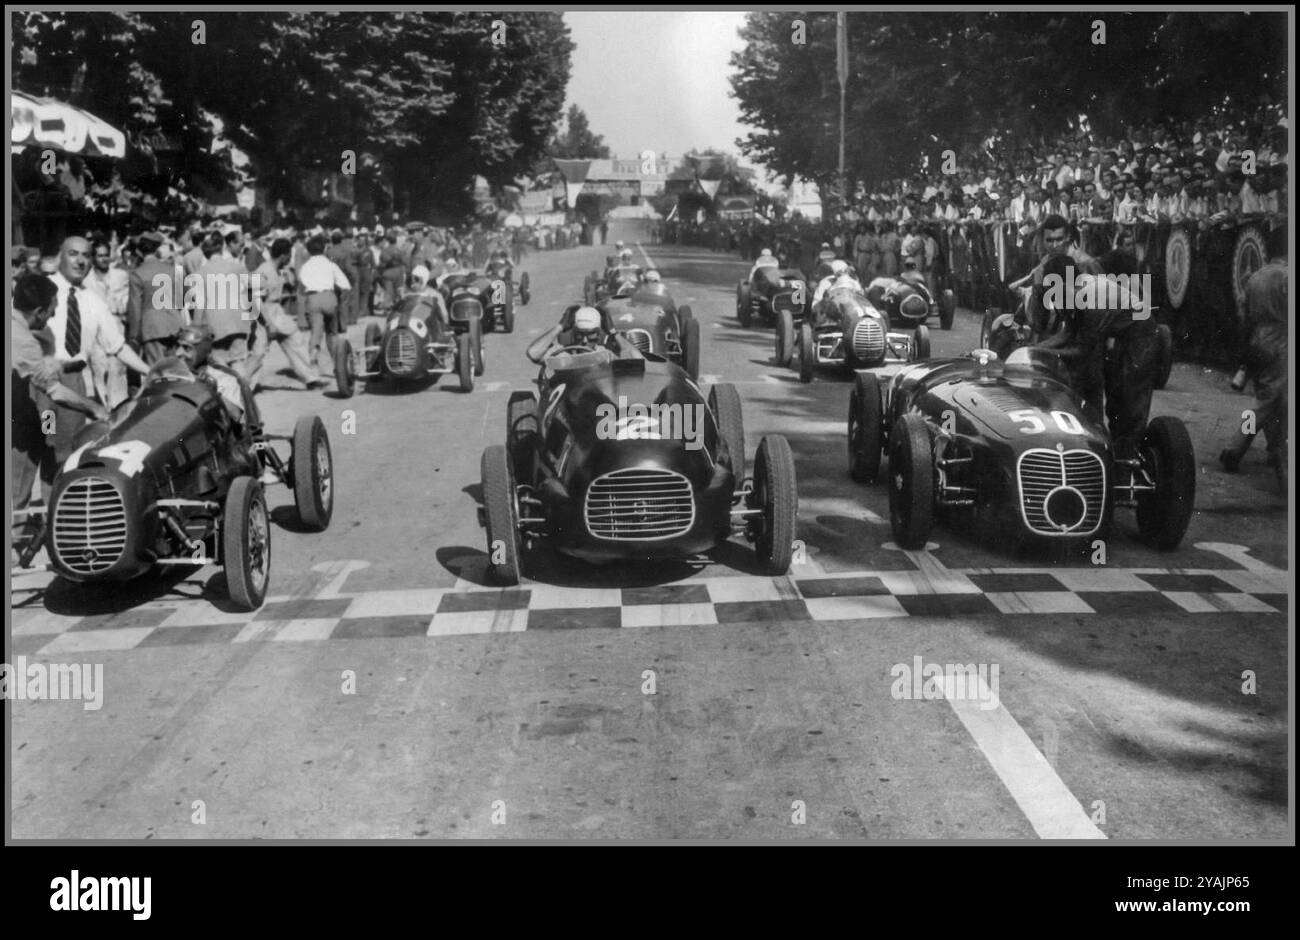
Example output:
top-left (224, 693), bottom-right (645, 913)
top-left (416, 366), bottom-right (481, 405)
top-left (384, 329), bottom-right (418, 375)
top-left (584, 468), bottom-right (694, 541)
top-left (52, 476), bottom-right (128, 574)
top-left (626, 329), bottom-right (654, 354)
top-left (852, 317), bottom-right (886, 361)
top-left (1017, 449), bottom-right (1106, 536)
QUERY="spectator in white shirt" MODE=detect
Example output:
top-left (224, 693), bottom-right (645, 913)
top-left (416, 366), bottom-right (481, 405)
top-left (298, 234), bottom-right (352, 371)
top-left (83, 237), bottom-right (134, 407)
top-left (43, 237), bottom-right (151, 459)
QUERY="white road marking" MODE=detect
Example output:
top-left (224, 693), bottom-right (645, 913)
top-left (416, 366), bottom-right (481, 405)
top-left (699, 373), bottom-right (722, 385)
top-left (881, 543), bottom-right (980, 594)
top-left (482, 381), bottom-right (508, 392)
top-left (941, 672), bottom-right (1106, 839)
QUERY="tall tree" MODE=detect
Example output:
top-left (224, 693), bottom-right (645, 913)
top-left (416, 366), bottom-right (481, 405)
top-left (550, 105), bottom-right (612, 159)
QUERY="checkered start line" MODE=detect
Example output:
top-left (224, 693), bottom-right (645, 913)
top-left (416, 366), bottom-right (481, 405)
top-left (9, 549), bottom-right (1287, 657)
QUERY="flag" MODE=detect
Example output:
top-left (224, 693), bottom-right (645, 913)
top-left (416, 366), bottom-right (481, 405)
top-left (552, 158), bottom-right (591, 209)
top-left (836, 12), bottom-right (849, 90)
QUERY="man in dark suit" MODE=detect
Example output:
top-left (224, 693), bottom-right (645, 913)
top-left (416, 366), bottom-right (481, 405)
top-left (127, 232), bottom-right (186, 365)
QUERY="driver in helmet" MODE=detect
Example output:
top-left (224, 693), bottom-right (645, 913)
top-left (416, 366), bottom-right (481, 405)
top-left (486, 249), bottom-right (512, 278)
top-left (812, 259), bottom-right (860, 306)
top-left (748, 248), bottom-right (780, 283)
top-left (406, 264), bottom-right (450, 327)
top-left (557, 305), bottom-right (608, 350)
top-left (609, 248), bottom-right (642, 292)
top-left (174, 323), bottom-right (248, 424)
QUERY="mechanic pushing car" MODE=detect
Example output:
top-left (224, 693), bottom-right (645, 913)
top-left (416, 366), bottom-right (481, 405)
top-left (1010, 214), bottom-right (1103, 337)
top-left (1032, 254), bottom-right (1158, 459)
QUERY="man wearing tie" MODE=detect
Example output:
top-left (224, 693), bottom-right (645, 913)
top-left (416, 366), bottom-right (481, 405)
top-left (42, 237), bottom-right (151, 464)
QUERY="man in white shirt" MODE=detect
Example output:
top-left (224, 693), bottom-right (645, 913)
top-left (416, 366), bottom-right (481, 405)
top-left (298, 234), bottom-right (352, 371)
top-left (84, 237), bottom-right (133, 407)
top-left (43, 237), bottom-right (151, 461)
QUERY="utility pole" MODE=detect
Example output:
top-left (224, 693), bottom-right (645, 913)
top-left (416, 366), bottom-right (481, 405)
top-left (836, 12), bottom-right (848, 211)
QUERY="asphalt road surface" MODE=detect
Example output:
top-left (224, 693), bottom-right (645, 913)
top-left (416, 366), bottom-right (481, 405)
top-left (10, 242), bottom-right (1288, 840)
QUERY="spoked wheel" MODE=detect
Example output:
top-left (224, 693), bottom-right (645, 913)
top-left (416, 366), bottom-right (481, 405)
top-left (749, 435), bottom-right (798, 575)
top-left (848, 371), bottom-right (883, 482)
top-left (481, 444), bottom-right (522, 586)
top-left (776, 309), bottom-right (795, 367)
top-left (1135, 416), bottom-right (1195, 550)
top-left (888, 413), bottom-right (934, 549)
top-left (798, 322), bottom-right (815, 383)
top-left (223, 476), bottom-right (270, 611)
top-left (709, 383), bottom-right (745, 475)
top-left (333, 339), bottom-right (355, 398)
top-left (291, 414), bottom-right (334, 530)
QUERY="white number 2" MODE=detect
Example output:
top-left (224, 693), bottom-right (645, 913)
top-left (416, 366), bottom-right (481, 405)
top-left (1010, 410), bottom-right (1084, 435)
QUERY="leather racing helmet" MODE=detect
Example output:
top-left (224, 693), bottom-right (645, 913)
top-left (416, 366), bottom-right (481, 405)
top-left (174, 323), bottom-right (214, 368)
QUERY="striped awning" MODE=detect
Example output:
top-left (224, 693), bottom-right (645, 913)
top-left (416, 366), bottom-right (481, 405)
top-left (11, 91), bottom-right (126, 159)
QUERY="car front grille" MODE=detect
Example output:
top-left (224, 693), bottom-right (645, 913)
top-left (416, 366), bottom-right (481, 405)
top-left (584, 468), bottom-right (694, 541)
top-left (852, 317), bottom-right (886, 361)
top-left (52, 476), bottom-right (128, 574)
top-left (626, 329), bottom-right (654, 354)
top-left (385, 329), bottom-right (419, 375)
top-left (1017, 449), bottom-right (1106, 536)
top-left (900, 294), bottom-right (929, 320)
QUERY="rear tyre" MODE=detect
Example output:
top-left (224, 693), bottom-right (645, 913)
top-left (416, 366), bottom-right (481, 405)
top-left (457, 333), bottom-right (474, 392)
top-left (291, 414), bottom-right (333, 531)
top-left (913, 324), bottom-right (931, 361)
top-left (848, 372), bottom-right (883, 483)
top-left (798, 322), bottom-right (815, 383)
top-left (481, 444), bottom-right (522, 586)
top-left (776, 309), bottom-right (795, 367)
top-left (682, 316), bottom-right (701, 381)
top-left (1135, 416), bottom-right (1196, 550)
top-left (940, 289), bottom-right (956, 330)
top-left (1154, 323), bottom-right (1173, 390)
top-left (709, 383), bottom-right (745, 476)
top-left (888, 413), bottom-right (934, 549)
top-left (502, 297), bottom-right (515, 334)
top-left (470, 318), bottom-right (485, 377)
top-left (751, 435), bottom-right (798, 575)
top-left (223, 476), bottom-right (270, 612)
top-left (519, 272), bottom-right (530, 306)
top-left (737, 282), bottom-right (753, 327)
top-left (333, 339), bottom-right (355, 398)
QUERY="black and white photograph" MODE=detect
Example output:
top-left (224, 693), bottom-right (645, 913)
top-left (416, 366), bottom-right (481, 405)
top-left (5, 3), bottom-right (1292, 878)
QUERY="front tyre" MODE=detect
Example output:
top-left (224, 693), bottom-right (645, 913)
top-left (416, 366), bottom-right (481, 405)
top-left (848, 372), bottom-right (883, 483)
top-left (776, 309), bottom-right (795, 367)
top-left (291, 414), bottom-right (334, 530)
top-left (481, 444), bottom-right (522, 585)
top-left (1135, 415), bottom-right (1195, 550)
top-left (912, 324), bottom-right (931, 361)
top-left (940, 289), bottom-right (956, 330)
top-left (1154, 323), bottom-right (1173, 390)
top-left (709, 383), bottom-right (745, 477)
top-left (751, 435), bottom-right (798, 575)
top-left (457, 332), bottom-right (474, 392)
top-left (888, 413), bottom-right (934, 549)
top-left (223, 476), bottom-right (270, 611)
top-left (682, 315), bottom-right (701, 381)
top-left (737, 282), bottom-right (753, 327)
top-left (798, 321), bottom-right (815, 383)
top-left (333, 339), bottom-right (355, 398)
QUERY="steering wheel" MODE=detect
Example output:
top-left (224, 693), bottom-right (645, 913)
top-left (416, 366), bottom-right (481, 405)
top-left (549, 345), bottom-right (600, 357)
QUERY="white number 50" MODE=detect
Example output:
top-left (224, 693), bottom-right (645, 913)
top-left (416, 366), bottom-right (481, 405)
top-left (1010, 409), bottom-right (1085, 435)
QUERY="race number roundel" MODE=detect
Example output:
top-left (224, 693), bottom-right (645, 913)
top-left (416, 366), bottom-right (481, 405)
top-left (1164, 227), bottom-right (1192, 310)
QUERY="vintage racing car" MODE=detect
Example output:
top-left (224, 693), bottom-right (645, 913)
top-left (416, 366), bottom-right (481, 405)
top-left (846, 347), bottom-right (1195, 552)
top-left (583, 262), bottom-right (641, 305)
top-left (865, 271), bottom-right (956, 331)
top-left (14, 358), bottom-right (334, 610)
top-left (776, 280), bottom-right (930, 383)
top-left (477, 312), bottom-right (798, 584)
top-left (736, 263), bottom-right (808, 328)
top-left (600, 283), bottom-right (702, 381)
top-left (334, 291), bottom-right (477, 395)
top-left (480, 254), bottom-right (531, 333)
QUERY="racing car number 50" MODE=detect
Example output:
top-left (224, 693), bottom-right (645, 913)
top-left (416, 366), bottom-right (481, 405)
top-left (1009, 409), bottom-right (1086, 435)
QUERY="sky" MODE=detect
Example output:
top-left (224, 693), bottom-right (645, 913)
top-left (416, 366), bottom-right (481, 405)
top-left (563, 12), bottom-right (756, 168)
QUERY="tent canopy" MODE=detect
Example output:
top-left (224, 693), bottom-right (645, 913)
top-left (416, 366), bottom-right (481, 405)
top-left (11, 91), bottom-right (126, 159)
